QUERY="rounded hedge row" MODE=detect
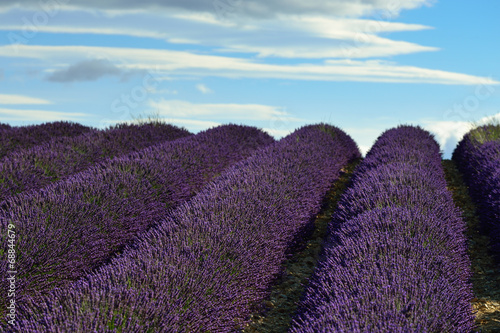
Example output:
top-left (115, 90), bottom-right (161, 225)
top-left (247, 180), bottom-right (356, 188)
top-left (291, 125), bottom-right (474, 332)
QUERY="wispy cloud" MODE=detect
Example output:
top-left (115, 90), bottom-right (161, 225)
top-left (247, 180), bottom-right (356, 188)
top-left (0, 25), bottom-right (171, 40)
top-left (147, 88), bottom-right (178, 95)
top-left (196, 84), bottom-right (213, 94)
top-left (0, 0), bottom-right (434, 19)
top-left (0, 15), bottom-right (437, 59)
top-left (145, 99), bottom-right (304, 139)
top-left (211, 16), bottom-right (437, 59)
top-left (0, 108), bottom-right (88, 121)
top-left (0, 94), bottom-right (52, 105)
top-left (0, 1), bottom-right (485, 85)
top-left (149, 99), bottom-right (299, 122)
top-left (0, 45), bottom-right (496, 85)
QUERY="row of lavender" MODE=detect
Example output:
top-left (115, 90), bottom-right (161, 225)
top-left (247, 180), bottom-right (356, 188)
top-left (291, 126), bottom-right (475, 332)
top-left (10, 124), bottom-right (360, 332)
top-left (0, 124), bottom-right (274, 326)
top-left (0, 121), bottom-right (91, 160)
top-left (453, 124), bottom-right (500, 261)
top-left (0, 123), bottom-right (191, 201)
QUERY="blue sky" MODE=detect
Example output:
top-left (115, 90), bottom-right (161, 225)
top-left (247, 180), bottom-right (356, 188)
top-left (0, 0), bottom-right (498, 157)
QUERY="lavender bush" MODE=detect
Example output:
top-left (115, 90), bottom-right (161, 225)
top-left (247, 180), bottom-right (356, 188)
top-left (291, 125), bottom-right (474, 332)
top-left (0, 122), bottom-right (191, 201)
top-left (0, 124), bottom-right (273, 326)
top-left (0, 123), bottom-right (11, 131)
top-left (453, 124), bottom-right (500, 261)
top-left (0, 121), bottom-right (91, 160)
top-left (10, 124), bottom-right (359, 332)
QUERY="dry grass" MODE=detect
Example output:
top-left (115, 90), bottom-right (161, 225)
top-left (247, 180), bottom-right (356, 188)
top-left (468, 121), bottom-right (500, 144)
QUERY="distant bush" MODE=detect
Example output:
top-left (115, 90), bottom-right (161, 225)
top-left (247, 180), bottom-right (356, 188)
top-left (453, 123), bottom-right (500, 261)
top-left (468, 122), bottom-right (500, 144)
top-left (0, 122), bottom-right (191, 201)
top-left (0, 121), bottom-right (91, 159)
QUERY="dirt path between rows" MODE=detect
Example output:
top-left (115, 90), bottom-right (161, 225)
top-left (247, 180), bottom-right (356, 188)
top-left (242, 159), bottom-right (360, 332)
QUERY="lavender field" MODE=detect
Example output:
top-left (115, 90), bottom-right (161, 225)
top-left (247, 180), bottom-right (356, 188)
top-left (1, 121), bottom-right (499, 332)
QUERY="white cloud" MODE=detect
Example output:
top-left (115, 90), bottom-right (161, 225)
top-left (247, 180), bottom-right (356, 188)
top-left (0, 45), bottom-right (496, 85)
top-left (196, 84), bottom-right (213, 94)
top-left (0, 0), bottom-right (434, 19)
top-left (357, 145), bottom-right (371, 157)
top-left (343, 127), bottom-right (387, 156)
top-left (0, 108), bottom-right (88, 121)
top-left (161, 118), bottom-right (221, 132)
top-left (0, 25), bottom-right (170, 40)
top-left (145, 99), bottom-right (306, 138)
top-left (147, 88), bottom-right (178, 95)
top-left (0, 94), bottom-right (52, 105)
top-left (300, 17), bottom-right (433, 35)
top-left (0, 14), bottom-right (436, 59)
top-left (422, 113), bottom-right (500, 158)
top-left (478, 113), bottom-right (500, 124)
top-left (171, 12), bottom-right (235, 27)
top-left (213, 16), bottom-right (437, 59)
top-left (217, 39), bottom-right (437, 59)
top-left (261, 127), bottom-right (294, 139)
top-left (422, 120), bottom-right (471, 157)
top-left (148, 99), bottom-right (299, 122)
